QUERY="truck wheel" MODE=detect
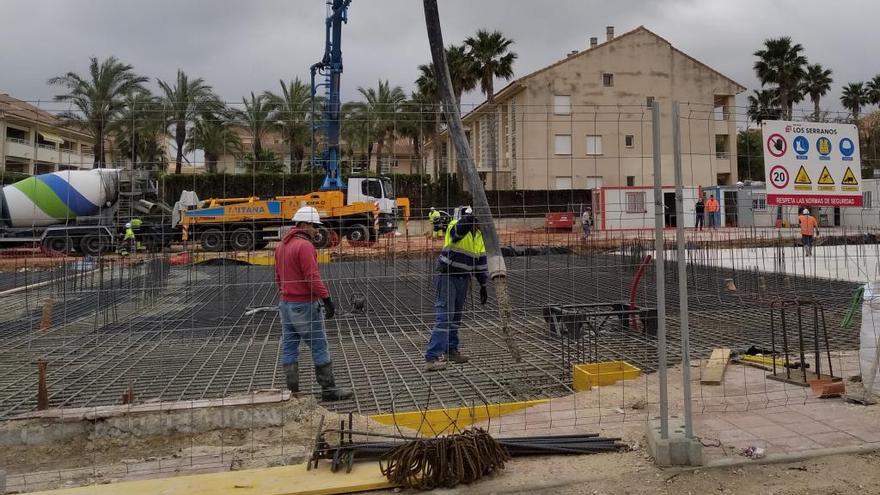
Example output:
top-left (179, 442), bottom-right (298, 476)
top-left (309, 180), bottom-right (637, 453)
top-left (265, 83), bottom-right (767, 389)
top-left (200, 229), bottom-right (226, 252)
top-left (312, 227), bottom-right (330, 249)
top-left (345, 224), bottom-right (370, 243)
top-left (43, 236), bottom-right (71, 256)
top-left (229, 228), bottom-right (255, 251)
top-left (79, 234), bottom-right (106, 257)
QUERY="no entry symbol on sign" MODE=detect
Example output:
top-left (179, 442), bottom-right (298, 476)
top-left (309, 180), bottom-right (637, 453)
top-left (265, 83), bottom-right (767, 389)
top-left (769, 165), bottom-right (789, 189)
top-left (767, 133), bottom-right (787, 157)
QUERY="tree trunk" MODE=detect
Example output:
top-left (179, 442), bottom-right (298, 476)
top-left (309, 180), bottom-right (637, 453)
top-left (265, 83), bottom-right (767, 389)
top-left (423, 0), bottom-right (521, 362)
top-left (433, 108), bottom-right (442, 176)
top-left (93, 134), bottom-right (103, 169)
top-left (174, 121), bottom-right (185, 174)
top-left (813, 98), bottom-right (820, 121)
top-left (487, 101), bottom-right (497, 190)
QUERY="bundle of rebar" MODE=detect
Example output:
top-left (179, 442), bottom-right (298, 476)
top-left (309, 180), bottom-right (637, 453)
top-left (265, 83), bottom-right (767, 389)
top-left (310, 423), bottom-right (626, 489)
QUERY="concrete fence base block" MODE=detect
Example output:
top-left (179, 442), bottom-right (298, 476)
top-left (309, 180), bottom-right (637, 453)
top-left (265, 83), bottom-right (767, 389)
top-left (646, 417), bottom-right (704, 466)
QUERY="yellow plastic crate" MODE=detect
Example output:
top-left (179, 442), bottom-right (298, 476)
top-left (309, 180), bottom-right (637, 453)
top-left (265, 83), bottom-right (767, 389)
top-left (572, 361), bottom-right (641, 391)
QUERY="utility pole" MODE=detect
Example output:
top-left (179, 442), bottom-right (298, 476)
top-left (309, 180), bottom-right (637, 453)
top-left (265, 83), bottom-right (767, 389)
top-left (422, 0), bottom-right (521, 362)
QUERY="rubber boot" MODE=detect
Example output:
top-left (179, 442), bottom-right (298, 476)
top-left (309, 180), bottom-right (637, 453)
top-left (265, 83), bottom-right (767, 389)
top-left (314, 362), bottom-right (352, 401)
top-left (283, 362), bottom-right (299, 395)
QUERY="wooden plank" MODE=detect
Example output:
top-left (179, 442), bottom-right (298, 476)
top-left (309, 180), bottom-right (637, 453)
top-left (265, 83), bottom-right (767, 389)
top-left (25, 461), bottom-right (391, 495)
top-left (700, 348), bottom-right (731, 385)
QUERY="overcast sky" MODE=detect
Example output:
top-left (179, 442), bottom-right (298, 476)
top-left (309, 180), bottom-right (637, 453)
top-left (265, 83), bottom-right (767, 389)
top-left (1, 0), bottom-right (877, 116)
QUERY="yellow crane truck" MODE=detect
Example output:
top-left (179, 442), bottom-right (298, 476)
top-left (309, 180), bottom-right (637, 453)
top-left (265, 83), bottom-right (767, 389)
top-left (177, 176), bottom-right (409, 251)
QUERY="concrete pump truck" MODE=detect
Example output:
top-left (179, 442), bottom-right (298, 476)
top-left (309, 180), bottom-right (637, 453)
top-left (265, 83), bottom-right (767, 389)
top-left (178, 0), bottom-right (409, 251)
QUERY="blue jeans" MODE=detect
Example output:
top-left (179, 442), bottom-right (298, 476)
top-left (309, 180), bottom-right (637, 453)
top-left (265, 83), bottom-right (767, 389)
top-left (278, 301), bottom-right (331, 366)
top-left (425, 273), bottom-right (470, 361)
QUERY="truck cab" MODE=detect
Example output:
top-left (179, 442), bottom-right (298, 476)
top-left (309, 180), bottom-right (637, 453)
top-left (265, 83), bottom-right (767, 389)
top-left (346, 176), bottom-right (408, 231)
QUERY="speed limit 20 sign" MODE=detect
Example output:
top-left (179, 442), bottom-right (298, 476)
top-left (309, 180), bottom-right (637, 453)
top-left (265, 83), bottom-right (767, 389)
top-left (769, 165), bottom-right (789, 189)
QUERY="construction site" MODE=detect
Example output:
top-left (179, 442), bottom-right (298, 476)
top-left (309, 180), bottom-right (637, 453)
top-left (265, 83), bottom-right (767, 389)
top-left (2, 1), bottom-right (880, 494)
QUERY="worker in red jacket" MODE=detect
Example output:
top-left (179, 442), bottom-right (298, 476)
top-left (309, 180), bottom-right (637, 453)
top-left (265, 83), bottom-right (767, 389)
top-left (275, 206), bottom-right (352, 401)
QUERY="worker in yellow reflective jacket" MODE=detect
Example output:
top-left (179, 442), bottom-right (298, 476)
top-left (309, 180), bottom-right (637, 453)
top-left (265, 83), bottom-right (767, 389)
top-left (424, 207), bottom-right (488, 371)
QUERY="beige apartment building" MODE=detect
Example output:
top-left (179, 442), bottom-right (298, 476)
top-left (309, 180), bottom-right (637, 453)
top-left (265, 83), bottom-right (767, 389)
top-left (428, 26), bottom-right (745, 191)
top-left (1, 93), bottom-right (98, 175)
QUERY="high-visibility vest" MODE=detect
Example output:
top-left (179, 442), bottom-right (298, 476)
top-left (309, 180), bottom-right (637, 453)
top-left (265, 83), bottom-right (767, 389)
top-left (124, 228), bottom-right (135, 241)
top-left (428, 210), bottom-right (441, 222)
top-left (439, 219), bottom-right (487, 275)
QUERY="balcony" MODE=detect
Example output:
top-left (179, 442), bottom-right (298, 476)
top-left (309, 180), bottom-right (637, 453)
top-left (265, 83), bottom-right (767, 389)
top-left (5, 137), bottom-right (90, 169)
top-left (5, 137), bottom-right (34, 159)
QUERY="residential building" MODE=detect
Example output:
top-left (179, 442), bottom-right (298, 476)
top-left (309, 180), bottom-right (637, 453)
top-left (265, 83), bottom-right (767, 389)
top-left (1, 93), bottom-right (97, 175)
top-left (427, 26), bottom-right (745, 191)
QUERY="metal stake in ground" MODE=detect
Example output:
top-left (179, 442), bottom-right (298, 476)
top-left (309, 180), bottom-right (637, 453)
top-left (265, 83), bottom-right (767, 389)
top-left (422, 0), bottom-right (521, 362)
top-left (672, 101), bottom-right (694, 438)
top-left (651, 102), bottom-right (669, 439)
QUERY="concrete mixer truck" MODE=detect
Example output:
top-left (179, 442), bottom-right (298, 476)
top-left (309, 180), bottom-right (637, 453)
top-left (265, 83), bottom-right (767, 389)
top-left (0, 169), bottom-right (173, 256)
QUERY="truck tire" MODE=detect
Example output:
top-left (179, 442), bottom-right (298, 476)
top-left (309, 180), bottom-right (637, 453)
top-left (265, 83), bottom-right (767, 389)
top-left (79, 234), bottom-right (106, 257)
top-left (345, 224), bottom-right (370, 243)
top-left (229, 228), bottom-right (255, 251)
top-left (312, 227), bottom-right (330, 249)
top-left (200, 228), bottom-right (226, 252)
top-left (43, 236), bottom-right (71, 256)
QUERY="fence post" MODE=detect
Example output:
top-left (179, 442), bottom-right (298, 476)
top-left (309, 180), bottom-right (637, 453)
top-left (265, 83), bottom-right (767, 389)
top-left (672, 100), bottom-right (695, 438)
top-left (652, 102), bottom-right (669, 440)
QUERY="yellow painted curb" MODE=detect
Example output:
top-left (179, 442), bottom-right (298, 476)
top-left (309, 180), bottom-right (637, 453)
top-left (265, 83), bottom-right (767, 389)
top-left (26, 461), bottom-right (389, 495)
top-left (370, 399), bottom-right (549, 436)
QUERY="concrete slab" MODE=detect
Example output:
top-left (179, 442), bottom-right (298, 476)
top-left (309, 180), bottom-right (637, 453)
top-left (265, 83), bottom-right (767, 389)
top-left (645, 417), bottom-right (704, 466)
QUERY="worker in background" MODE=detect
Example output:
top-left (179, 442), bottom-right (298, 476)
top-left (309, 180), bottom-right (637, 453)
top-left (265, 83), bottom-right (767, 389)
top-left (275, 206), bottom-right (352, 401)
top-left (428, 206), bottom-right (443, 238)
top-left (424, 207), bottom-right (488, 371)
top-left (706, 194), bottom-right (720, 229)
top-left (799, 208), bottom-right (819, 257)
top-left (695, 196), bottom-right (705, 231)
top-left (119, 222), bottom-right (135, 256)
top-left (581, 208), bottom-right (592, 239)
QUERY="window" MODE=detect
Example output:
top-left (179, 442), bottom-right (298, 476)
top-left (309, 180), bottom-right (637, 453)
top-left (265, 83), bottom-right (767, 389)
top-left (625, 135), bottom-right (634, 148)
top-left (602, 73), bottom-right (614, 87)
top-left (752, 193), bottom-right (767, 211)
top-left (60, 140), bottom-right (75, 151)
top-left (554, 134), bottom-right (572, 155)
top-left (646, 96), bottom-right (654, 108)
top-left (553, 95), bottom-right (571, 115)
top-left (625, 192), bottom-right (646, 213)
top-left (863, 190), bottom-right (873, 209)
top-left (555, 176), bottom-right (572, 190)
top-left (586, 135), bottom-right (603, 155)
top-left (361, 179), bottom-right (383, 199)
top-left (626, 176), bottom-right (635, 186)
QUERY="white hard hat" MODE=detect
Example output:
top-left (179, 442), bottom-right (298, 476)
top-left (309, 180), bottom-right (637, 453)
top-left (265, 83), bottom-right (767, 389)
top-left (292, 206), bottom-right (322, 225)
top-left (125, 222), bottom-right (132, 228)
top-left (430, 206), bottom-right (435, 210)
top-left (463, 206), bottom-right (473, 215)
top-left (802, 208), bottom-right (810, 215)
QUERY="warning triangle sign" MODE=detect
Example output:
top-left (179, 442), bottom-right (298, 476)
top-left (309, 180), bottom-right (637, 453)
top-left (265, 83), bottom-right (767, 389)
top-left (818, 166), bottom-right (835, 185)
top-left (795, 165), bottom-right (812, 185)
top-left (842, 167), bottom-right (859, 185)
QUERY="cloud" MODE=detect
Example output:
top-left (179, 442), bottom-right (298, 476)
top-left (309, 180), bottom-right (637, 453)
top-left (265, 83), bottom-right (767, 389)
top-left (2, 0), bottom-right (877, 116)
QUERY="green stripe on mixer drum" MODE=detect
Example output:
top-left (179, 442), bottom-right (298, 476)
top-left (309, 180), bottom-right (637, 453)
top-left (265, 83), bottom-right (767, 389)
top-left (12, 176), bottom-right (75, 220)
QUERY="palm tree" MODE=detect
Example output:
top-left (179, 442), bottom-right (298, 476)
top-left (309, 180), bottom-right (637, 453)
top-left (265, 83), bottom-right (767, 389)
top-left (264, 78), bottom-right (313, 172)
top-left (113, 91), bottom-right (168, 170)
top-left (841, 82), bottom-right (870, 122)
top-left (185, 113), bottom-right (242, 174)
top-left (802, 64), bottom-right (833, 120)
top-left (868, 74), bottom-right (880, 106)
top-left (445, 44), bottom-right (478, 109)
top-left (753, 37), bottom-right (807, 120)
top-left (340, 101), bottom-right (373, 171)
top-left (416, 63), bottom-right (443, 176)
top-left (49, 56), bottom-right (148, 168)
top-left (397, 91), bottom-right (436, 176)
top-left (158, 70), bottom-right (220, 174)
top-left (356, 80), bottom-right (406, 172)
top-left (231, 92), bottom-right (273, 157)
top-left (746, 89), bottom-right (781, 125)
top-left (464, 29), bottom-right (517, 189)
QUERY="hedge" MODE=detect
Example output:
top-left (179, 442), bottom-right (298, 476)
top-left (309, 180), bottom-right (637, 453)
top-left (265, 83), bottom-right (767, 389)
top-left (154, 173), bottom-right (592, 218)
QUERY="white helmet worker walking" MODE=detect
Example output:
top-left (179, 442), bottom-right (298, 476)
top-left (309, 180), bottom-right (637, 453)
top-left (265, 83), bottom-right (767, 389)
top-left (292, 206), bottom-right (323, 225)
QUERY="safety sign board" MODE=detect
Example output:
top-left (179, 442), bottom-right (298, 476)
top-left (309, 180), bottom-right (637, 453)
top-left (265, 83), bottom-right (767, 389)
top-left (763, 120), bottom-right (862, 207)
